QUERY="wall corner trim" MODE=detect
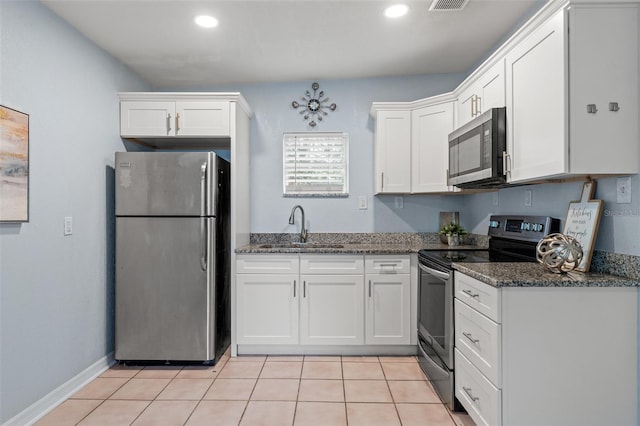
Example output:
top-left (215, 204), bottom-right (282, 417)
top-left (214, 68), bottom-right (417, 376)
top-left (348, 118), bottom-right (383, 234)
top-left (2, 352), bottom-right (115, 426)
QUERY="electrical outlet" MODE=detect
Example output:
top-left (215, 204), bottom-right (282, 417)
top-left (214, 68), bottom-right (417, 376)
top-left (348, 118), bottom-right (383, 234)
top-left (358, 195), bottom-right (368, 210)
top-left (64, 216), bottom-right (73, 236)
top-left (394, 196), bottom-right (404, 209)
top-left (617, 177), bottom-right (632, 204)
top-left (524, 190), bottom-right (532, 207)
top-left (492, 192), bottom-right (499, 206)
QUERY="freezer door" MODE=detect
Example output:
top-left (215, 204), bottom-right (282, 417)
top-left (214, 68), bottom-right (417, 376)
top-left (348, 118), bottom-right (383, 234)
top-left (115, 217), bottom-right (215, 361)
top-left (115, 151), bottom-right (218, 216)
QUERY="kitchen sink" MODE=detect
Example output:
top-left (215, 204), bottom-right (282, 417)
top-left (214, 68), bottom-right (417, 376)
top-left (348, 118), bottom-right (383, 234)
top-left (258, 243), bottom-right (345, 249)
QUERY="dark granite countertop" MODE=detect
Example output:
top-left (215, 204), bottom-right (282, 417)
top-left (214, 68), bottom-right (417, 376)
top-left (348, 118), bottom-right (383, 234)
top-left (235, 242), bottom-right (484, 254)
top-left (453, 262), bottom-right (639, 288)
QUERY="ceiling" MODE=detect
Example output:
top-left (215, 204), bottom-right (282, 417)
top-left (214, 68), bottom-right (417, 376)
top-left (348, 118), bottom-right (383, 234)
top-left (41, 0), bottom-right (546, 89)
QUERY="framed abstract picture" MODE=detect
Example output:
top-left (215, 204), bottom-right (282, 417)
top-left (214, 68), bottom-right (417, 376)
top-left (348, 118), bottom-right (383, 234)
top-left (0, 105), bottom-right (29, 222)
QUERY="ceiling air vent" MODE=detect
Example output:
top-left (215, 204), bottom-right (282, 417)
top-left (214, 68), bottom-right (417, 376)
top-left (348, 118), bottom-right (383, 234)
top-left (429, 0), bottom-right (469, 12)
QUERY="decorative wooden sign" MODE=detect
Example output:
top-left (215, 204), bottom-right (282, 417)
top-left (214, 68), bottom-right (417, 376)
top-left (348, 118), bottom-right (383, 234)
top-left (563, 180), bottom-right (603, 272)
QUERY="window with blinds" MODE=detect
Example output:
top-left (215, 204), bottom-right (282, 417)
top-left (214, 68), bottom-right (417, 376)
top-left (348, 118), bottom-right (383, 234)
top-left (283, 132), bottom-right (349, 196)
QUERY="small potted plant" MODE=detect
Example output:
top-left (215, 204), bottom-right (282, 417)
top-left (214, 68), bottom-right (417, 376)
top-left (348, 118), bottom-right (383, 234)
top-left (439, 222), bottom-right (467, 246)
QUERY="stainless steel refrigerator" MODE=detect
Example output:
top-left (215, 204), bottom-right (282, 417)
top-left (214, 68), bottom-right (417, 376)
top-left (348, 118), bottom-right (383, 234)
top-left (114, 151), bottom-right (230, 363)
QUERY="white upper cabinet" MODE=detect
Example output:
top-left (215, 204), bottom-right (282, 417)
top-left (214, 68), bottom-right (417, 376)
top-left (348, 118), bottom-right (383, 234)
top-left (505, 4), bottom-right (639, 183)
top-left (121, 100), bottom-right (230, 137)
top-left (411, 101), bottom-right (458, 193)
top-left (373, 109), bottom-right (412, 194)
top-left (371, 94), bottom-right (458, 195)
top-left (457, 60), bottom-right (506, 127)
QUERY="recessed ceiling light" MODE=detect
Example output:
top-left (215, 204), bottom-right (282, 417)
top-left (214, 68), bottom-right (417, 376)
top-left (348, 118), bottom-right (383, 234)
top-left (384, 4), bottom-right (409, 18)
top-left (194, 15), bottom-right (218, 28)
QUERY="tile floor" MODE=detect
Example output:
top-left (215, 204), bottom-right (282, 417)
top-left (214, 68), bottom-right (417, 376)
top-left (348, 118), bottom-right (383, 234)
top-left (36, 352), bottom-right (473, 426)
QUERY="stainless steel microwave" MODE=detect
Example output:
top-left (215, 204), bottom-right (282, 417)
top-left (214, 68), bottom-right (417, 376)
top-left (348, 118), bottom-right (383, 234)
top-left (447, 107), bottom-right (506, 188)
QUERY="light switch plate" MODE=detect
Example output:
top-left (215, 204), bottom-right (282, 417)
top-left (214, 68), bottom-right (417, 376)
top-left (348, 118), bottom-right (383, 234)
top-left (358, 195), bottom-right (368, 210)
top-left (524, 190), bottom-right (532, 207)
top-left (394, 196), bottom-right (404, 209)
top-left (492, 192), bottom-right (499, 206)
top-left (64, 216), bottom-right (73, 236)
top-left (617, 177), bottom-right (632, 204)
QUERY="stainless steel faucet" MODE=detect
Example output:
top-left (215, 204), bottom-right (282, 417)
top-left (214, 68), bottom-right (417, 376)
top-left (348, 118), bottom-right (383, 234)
top-left (288, 205), bottom-right (308, 243)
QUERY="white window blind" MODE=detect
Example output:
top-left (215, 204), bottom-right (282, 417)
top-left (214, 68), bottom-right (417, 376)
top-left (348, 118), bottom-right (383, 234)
top-left (283, 132), bottom-right (349, 196)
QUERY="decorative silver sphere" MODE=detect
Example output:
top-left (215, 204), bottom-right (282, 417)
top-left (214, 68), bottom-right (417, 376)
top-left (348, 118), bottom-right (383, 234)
top-left (536, 233), bottom-right (583, 274)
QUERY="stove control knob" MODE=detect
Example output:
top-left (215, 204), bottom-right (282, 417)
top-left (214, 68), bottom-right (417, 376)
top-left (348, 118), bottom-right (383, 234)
top-left (522, 222), bottom-right (531, 231)
top-left (534, 224), bottom-right (544, 232)
top-left (489, 220), bottom-right (500, 228)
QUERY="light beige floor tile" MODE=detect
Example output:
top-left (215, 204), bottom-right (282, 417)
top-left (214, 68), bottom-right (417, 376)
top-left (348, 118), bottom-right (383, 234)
top-left (381, 362), bottom-right (427, 380)
top-left (109, 378), bottom-right (171, 400)
top-left (259, 361), bottom-right (302, 379)
top-left (301, 361), bottom-right (342, 379)
top-left (251, 378), bottom-right (299, 401)
top-left (132, 400), bottom-right (198, 426)
top-left (346, 403), bottom-right (400, 426)
top-left (298, 379), bottom-right (344, 402)
top-left (239, 401), bottom-right (296, 426)
top-left (35, 399), bottom-right (102, 426)
top-left (203, 378), bottom-right (256, 400)
top-left (135, 366), bottom-right (183, 379)
top-left (77, 400), bottom-right (149, 426)
top-left (100, 364), bottom-right (142, 378)
top-left (342, 362), bottom-right (385, 380)
top-left (341, 356), bottom-right (379, 363)
top-left (388, 380), bottom-right (441, 403)
top-left (294, 402), bottom-right (347, 426)
top-left (176, 363), bottom-right (225, 379)
top-left (186, 400), bottom-right (247, 426)
top-left (344, 380), bottom-right (392, 403)
top-left (218, 361), bottom-right (264, 379)
top-left (71, 377), bottom-right (129, 399)
top-left (304, 356), bottom-right (341, 362)
top-left (156, 378), bottom-right (213, 400)
top-left (378, 356), bottom-right (417, 363)
top-left (228, 355), bottom-right (267, 362)
top-left (267, 355), bottom-right (304, 362)
top-left (396, 403), bottom-right (457, 426)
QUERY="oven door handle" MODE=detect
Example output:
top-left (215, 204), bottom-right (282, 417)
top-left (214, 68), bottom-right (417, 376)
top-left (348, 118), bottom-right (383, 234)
top-left (418, 263), bottom-right (450, 280)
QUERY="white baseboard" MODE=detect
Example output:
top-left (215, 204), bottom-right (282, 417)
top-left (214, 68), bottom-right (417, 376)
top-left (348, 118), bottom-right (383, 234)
top-left (2, 352), bottom-right (115, 426)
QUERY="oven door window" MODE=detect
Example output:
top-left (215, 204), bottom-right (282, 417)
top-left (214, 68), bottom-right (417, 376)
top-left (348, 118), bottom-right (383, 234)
top-left (418, 264), bottom-right (453, 367)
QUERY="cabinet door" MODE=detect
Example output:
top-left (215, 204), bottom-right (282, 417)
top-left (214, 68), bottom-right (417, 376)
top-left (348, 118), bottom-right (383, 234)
top-left (175, 101), bottom-right (230, 137)
top-left (411, 102), bottom-right (457, 193)
top-left (300, 275), bottom-right (364, 345)
top-left (457, 87), bottom-right (476, 127)
top-left (120, 101), bottom-right (176, 137)
top-left (478, 60), bottom-right (506, 112)
top-left (374, 110), bottom-right (411, 194)
top-left (236, 274), bottom-right (299, 344)
top-left (568, 5), bottom-right (639, 175)
top-left (505, 10), bottom-right (566, 183)
top-left (365, 274), bottom-right (411, 344)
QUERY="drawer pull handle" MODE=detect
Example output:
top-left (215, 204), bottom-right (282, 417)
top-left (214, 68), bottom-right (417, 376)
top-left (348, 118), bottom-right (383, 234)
top-left (379, 263), bottom-right (398, 273)
top-left (463, 332), bottom-right (480, 344)
top-left (293, 280), bottom-right (297, 298)
top-left (463, 386), bottom-right (480, 402)
top-left (462, 289), bottom-right (480, 298)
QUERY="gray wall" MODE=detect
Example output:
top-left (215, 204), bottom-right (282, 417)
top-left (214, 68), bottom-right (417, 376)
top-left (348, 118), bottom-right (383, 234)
top-left (0, 2), bottom-right (148, 422)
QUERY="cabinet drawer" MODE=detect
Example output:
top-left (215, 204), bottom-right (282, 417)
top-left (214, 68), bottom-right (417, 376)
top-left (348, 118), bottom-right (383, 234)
top-left (455, 349), bottom-right (501, 426)
top-left (236, 254), bottom-right (299, 274)
top-left (300, 255), bottom-right (364, 274)
top-left (455, 299), bottom-right (501, 386)
top-left (454, 272), bottom-right (500, 322)
top-left (365, 255), bottom-right (410, 274)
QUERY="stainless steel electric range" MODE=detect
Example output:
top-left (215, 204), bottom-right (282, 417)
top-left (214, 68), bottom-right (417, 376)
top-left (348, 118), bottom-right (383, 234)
top-left (417, 215), bottom-right (559, 410)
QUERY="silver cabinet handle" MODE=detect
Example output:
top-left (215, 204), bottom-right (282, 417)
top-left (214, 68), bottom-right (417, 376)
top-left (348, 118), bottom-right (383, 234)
top-left (175, 112), bottom-right (181, 133)
top-left (369, 280), bottom-right (372, 298)
top-left (379, 263), bottom-right (398, 273)
top-left (166, 113), bottom-right (172, 134)
top-left (381, 172), bottom-right (384, 192)
top-left (303, 281), bottom-right (306, 298)
top-left (463, 332), bottom-right (480, 344)
top-left (293, 280), bottom-right (297, 298)
top-left (462, 289), bottom-right (479, 299)
top-left (463, 387), bottom-right (479, 402)
top-left (476, 96), bottom-right (481, 115)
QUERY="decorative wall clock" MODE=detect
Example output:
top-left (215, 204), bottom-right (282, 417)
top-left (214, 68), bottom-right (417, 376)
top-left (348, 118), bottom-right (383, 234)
top-left (291, 82), bottom-right (337, 127)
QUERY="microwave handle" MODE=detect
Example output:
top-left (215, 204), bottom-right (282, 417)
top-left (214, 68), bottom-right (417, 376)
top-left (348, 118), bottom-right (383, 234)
top-left (502, 151), bottom-right (509, 176)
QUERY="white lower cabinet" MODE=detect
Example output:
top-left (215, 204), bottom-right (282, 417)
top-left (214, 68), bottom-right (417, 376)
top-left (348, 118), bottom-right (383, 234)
top-left (454, 271), bottom-right (638, 426)
top-left (236, 253), bottom-right (411, 348)
top-left (365, 255), bottom-right (411, 344)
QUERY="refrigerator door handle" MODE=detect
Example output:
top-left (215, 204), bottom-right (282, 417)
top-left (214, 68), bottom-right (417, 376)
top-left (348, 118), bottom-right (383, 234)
top-left (200, 162), bottom-right (208, 271)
